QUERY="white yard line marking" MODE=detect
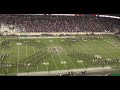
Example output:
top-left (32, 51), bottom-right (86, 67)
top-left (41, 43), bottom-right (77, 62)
top-left (41, 37), bottom-right (48, 71)
top-left (1, 36), bottom-right (5, 55)
top-left (67, 46), bottom-right (85, 68)
top-left (33, 47), bottom-right (39, 71)
top-left (45, 38), bottom-right (61, 71)
top-left (83, 40), bottom-right (103, 67)
top-left (50, 39), bottom-right (67, 70)
top-left (96, 40), bottom-right (116, 69)
top-left (55, 39), bottom-right (77, 69)
top-left (7, 33), bottom-right (15, 74)
top-left (75, 41), bottom-right (94, 68)
top-left (26, 41), bottom-right (29, 72)
top-left (44, 38), bottom-right (59, 70)
top-left (104, 39), bottom-right (120, 51)
top-left (51, 55), bottom-right (59, 70)
top-left (17, 38), bottom-right (20, 73)
top-left (43, 38), bottom-right (59, 70)
top-left (95, 40), bottom-right (114, 58)
top-left (81, 40), bottom-right (96, 55)
top-left (7, 41), bottom-right (12, 74)
top-left (86, 38), bottom-right (117, 70)
top-left (53, 45), bottom-right (68, 69)
top-left (96, 39), bottom-right (118, 68)
top-left (0, 42), bottom-right (5, 74)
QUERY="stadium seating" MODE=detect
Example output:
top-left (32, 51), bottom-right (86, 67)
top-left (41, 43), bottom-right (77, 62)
top-left (0, 14), bottom-right (120, 33)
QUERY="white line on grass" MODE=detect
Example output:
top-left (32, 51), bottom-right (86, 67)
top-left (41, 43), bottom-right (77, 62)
top-left (95, 40), bottom-right (115, 58)
top-left (33, 47), bottom-right (39, 71)
top-left (89, 38), bottom-right (116, 70)
top-left (43, 37), bottom-right (60, 71)
top-left (43, 38), bottom-right (59, 71)
top-left (1, 36), bottom-right (5, 55)
top-left (67, 44), bottom-right (85, 68)
top-left (96, 40), bottom-right (117, 69)
top-left (75, 40), bottom-right (94, 68)
top-left (104, 39), bottom-right (120, 51)
top-left (83, 40), bottom-right (103, 67)
top-left (17, 37), bottom-right (20, 74)
top-left (7, 41), bottom-right (12, 74)
top-left (7, 32), bottom-right (15, 74)
top-left (55, 39), bottom-right (77, 69)
top-left (0, 44), bottom-right (5, 74)
top-left (96, 39), bottom-right (118, 67)
top-left (51, 55), bottom-right (59, 70)
top-left (26, 41), bottom-right (29, 72)
top-left (81, 40), bottom-right (96, 56)
top-left (40, 37), bottom-right (48, 71)
top-left (51, 40), bottom-right (68, 70)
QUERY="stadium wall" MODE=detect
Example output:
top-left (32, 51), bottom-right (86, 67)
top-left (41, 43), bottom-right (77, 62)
top-left (4, 32), bottom-right (114, 36)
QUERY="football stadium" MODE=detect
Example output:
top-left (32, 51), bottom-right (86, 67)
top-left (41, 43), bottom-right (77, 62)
top-left (0, 14), bottom-right (120, 76)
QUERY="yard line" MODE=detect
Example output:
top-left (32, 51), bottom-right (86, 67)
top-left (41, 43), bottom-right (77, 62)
top-left (51, 55), bottom-right (59, 70)
top-left (26, 45), bottom-right (27, 57)
top-left (95, 39), bottom-right (119, 67)
top-left (33, 47), bottom-right (39, 71)
top-left (104, 39), bottom-right (120, 52)
top-left (0, 47), bottom-right (5, 70)
top-left (81, 40), bottom-right (96, 55)
top-left (26, 41), bottom-right (29, 72)
top-left (96, 40), bottom-right (116, 68)
top-left (83, 40), bottom-right (103, 67)
top-left (40, 37), bottom-right (49, 71)
top-left (55, 39), bottom-right (77, 69)
top-left (1, 36), bottom-right (5, 54)
top-left (6, 32), bottom-right (13, 74)
top-left (17, 38), bottom-right (20, 74)
top-left (50, 39), bottom-right (68, 70)
top-left (81, 40), bottom-right (104, 59)
top-left (88, 38), bottom-right (116, 69)
top-left (7, 57), bottom-right (9, 74)
top-left (43, 38), bottom-right (59, 70)
top-left (66, 45), bottom-right (84, 68)
top-left (43, 37), bottom-right (60, 71)
top-left (53, 43), bottom-right (68, 70)
top-left (95, 40), bottom-right (115, 58)
top-left (7, 41), bottom-right (12, 74)
top-left (75, 40), bottom-right (94, 68)
top-left (81, 37), bottom-right (119, 70)
top-left (66, 40), bottom-right (85, 68)
top-left (0, 44), bottom-right (5, 73)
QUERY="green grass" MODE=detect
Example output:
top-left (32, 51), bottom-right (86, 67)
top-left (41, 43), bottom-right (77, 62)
top-left (0, 35), bottom-right (120, 75)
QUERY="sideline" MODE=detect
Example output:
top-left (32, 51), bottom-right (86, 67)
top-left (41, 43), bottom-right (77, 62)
top-left (17, 66), bottom-right (113, 76)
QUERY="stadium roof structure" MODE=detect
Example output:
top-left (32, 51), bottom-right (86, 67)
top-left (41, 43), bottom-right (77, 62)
top-left (1, 14), bottom-right (120, 17)
top-left (108, 14), bottom-right (120, 17)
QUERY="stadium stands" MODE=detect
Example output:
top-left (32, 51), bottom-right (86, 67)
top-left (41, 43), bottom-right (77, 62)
top-left (0, 14), bottom-right (120, 33)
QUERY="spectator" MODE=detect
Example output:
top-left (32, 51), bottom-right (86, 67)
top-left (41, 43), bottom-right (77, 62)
top-left (0, 14), bottom-right (120, 33)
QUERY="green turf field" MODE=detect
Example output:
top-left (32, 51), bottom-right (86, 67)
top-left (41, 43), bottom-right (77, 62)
top-left (0, 35), bottom-right (120, 75)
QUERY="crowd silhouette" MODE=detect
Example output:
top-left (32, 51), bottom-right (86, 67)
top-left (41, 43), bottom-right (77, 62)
top-left (0, 14), bottom-right (120, 33)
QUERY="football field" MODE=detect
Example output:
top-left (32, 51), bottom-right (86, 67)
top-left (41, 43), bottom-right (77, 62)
top-left (0, 35), bottom-right (120, 75)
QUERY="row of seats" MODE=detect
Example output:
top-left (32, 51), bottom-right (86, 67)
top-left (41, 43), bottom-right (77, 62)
top-left (0, 14), bottom-right (120, 32)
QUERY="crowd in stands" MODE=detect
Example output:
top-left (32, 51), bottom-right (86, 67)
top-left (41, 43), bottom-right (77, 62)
top-left (0, 14), bottom-right (120, 33)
